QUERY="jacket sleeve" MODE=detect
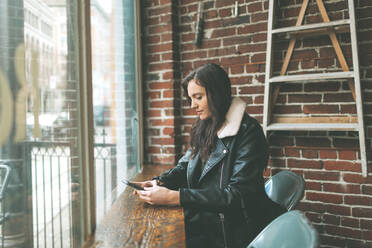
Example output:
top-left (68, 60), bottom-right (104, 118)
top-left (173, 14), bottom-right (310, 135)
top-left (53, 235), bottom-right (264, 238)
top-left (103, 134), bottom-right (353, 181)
top-left (154, 149), bottom-right (191, 190)
top-left (179, 119), bottom-right (268, 213)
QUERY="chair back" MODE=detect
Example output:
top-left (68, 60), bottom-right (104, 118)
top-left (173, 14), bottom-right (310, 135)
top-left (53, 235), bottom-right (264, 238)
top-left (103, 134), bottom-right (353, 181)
top-left (265, 170), bottom-right (305, 210)
top-left (247, 210), bottom-right (319, 248)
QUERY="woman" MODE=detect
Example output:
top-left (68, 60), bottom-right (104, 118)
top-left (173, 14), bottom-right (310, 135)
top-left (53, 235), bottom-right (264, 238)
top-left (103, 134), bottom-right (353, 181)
top-left (134, 63), bottom-right (285, 248)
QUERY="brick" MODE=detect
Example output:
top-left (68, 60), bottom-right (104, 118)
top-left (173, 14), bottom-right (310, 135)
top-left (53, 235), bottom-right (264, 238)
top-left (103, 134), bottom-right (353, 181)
top-left (146, 91), bottom-right (161, 99)
top-left (297, 202), bottom-right (326, 213)
top-left (252, 33), bottom-right (266, 42)
top-left (146, 109), bottom-right (162, 117)
top-left (247, 2), bottom-right (262, 12)
top-left (326, 204), bottom-right (351, 216)
top-left (161, 52), bottom-right (173, 61)
top-left (163, 127), bottom-right (174, 136)
top-left (238, 85), bottom-right (264, 94)
top-left (163, 90), bottom-right (174, 98)
top-left (296, 137), bottom-right (331, 147)
top-left (288, 159), bottom-right (322, 169)
top-left (149, 119), bottom-right (175, 126)
top-left (306, 192), bottom-right (343, 204)
top-left (219, 8), bottom-right (232, 18)
top-left (361, 219), bottom-right (372, 230)
top-left (306, 212), bottom-right (322, 223)
top-left (223, 35), bottom-right (252, 46)
top-left (304, 82), bottom-right (340, 92)
top-left (339, 150), bottom-right (357, 160)
top-left (251, 53), bottom-right (266, 63)
top-left (352, 207), bottom-right (372, 218)
top-left (345, 195), bottom-right (372, 206)
top-left (251, 12), bottom-right (267, 23)
top-left (149, 82), bottom-right (174, 89)
top-left (323, 183), bottom-right (360, 194)
top-left (148, 24), bottom-right (172, 34)
top-left (237, 22), bottom-right (267, 35)
top-left (148, 5), bottom-right (172, 16)
top-left (221, 55), bottom-right (250, 65)
top-left (342, 217), bottom-right (360, 229)
top-left (324, 214), bottom-right (341, 225)
top-left (325, 225), bottom-right (362, 240)
top-left (306, 181), bottom-right (321, 191)
top-left (340, 104), bottom-right (356, 114)
top-left (343, 173), bottom-right (372, 184)
top-left (324, 93), bottom-right (354, 102)
top-left (333, 138), bottom-right (359, 149)
top-left (303, 104), bottom-right (339, 114)
top-left (284, 147), bottom-right (300, 157)
top-left (301, 60), bottom-right (316, 69)
top-left (238, 43), bottom-right (266, 53)
top-left (268, 136), bottom-right (294, 146)
top-left (151, 137), bottom-right (175, 145)
top-left (302, 149), bottom-right (318, 159)
top-left (324, 161), bottom-right (361, 173)
top-left (304, 170), bottom-right (340, 181)
top-left (253, 95), bottom-right (263, 104)
top-left (230, 75), bottom-right (253, 85)
top-left (148, 43), bottom-right (173, 53)
top-left (288, 94), bottom-right (322, 103)
top-left (319, 150), bottom-right (337, 159)
top-left (211, 27), bottom-right (236, 38)
top-left (273, 105), bottom-right (302, 114)
top-left (362, 185), bottom-right (372, 195)
top-left (181, 51), bottom-right (207, 60)
top-left (149, 62), bottom-right (174, 71)
top-left (268, 158), bottom-right (286, 168)
top-left (245, 105), bottom-right (263, 115)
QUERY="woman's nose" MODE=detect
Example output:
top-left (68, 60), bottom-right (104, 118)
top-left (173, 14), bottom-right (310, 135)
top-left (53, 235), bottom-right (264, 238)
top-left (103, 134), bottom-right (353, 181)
top-left (191, 100), bottom-right (197, 109)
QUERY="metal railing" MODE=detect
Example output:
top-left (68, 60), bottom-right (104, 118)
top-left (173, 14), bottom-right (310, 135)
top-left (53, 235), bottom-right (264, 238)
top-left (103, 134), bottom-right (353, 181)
top-left (0, 137), bottom-right (116, 248)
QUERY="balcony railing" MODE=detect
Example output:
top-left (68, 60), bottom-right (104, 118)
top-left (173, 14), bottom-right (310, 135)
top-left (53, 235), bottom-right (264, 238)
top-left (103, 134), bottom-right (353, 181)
top-left (0, 136), bottom-right (116, 248)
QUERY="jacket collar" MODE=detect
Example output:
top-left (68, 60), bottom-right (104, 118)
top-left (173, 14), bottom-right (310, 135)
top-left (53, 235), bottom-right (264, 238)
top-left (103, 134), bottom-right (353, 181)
top-left (217, 97), bottom-right (246, 139)
top-left (187, 139), bottom-right (229, 186)
top-left (187, 98), bottom-right (246, 185)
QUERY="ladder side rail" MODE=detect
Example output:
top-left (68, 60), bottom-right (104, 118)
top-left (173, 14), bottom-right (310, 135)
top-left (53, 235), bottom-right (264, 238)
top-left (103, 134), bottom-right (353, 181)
top-left (263, 0), bottom-right (276, 135)
top-left (348, 0), bottom-right (368, 177)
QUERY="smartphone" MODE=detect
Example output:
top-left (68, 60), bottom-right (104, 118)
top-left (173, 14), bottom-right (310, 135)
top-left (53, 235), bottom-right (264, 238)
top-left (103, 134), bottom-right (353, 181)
top-left (122, 179), bottom-right (144, 190)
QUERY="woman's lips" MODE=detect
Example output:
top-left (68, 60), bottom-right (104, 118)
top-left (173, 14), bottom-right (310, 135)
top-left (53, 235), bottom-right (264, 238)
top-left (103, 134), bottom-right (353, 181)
top-left (196, 111), bottom-right (203, 115)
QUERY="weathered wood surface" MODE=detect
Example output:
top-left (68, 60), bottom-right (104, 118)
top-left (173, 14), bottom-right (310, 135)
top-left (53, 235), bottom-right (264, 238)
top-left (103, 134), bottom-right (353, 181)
top-left (86, 165), bottom-right (185, 248)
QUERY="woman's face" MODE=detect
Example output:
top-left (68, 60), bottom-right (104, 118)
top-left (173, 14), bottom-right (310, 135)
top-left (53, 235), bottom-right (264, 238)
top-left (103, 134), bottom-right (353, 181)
top-left (187, 79), bottom-right (212, 120)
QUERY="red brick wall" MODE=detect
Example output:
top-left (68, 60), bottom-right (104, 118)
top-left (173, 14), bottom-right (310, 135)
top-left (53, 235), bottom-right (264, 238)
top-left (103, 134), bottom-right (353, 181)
top-left (142, 0), bottom-right (372, 247)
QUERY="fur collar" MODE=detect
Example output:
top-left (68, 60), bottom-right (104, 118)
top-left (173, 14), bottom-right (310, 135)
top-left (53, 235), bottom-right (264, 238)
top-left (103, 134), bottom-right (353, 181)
top-left (217, 97), bottom-right (246, 139)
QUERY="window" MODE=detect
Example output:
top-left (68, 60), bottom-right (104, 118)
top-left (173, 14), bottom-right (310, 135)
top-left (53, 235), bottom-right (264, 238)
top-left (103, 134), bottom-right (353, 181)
top-left (0, 0), bottom-right (142, 246)
top-left (90, 0), bottom-right (141, 224)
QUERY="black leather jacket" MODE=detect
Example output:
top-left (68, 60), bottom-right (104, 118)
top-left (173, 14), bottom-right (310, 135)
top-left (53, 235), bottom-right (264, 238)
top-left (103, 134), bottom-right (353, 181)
top-left (157, 113), bottom-right (285, 248)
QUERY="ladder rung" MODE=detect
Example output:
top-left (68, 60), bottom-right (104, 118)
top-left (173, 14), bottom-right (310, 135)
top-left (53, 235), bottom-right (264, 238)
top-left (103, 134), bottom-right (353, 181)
top-left (266, 123), bottom-right (359, 131)
top-left (269, 71), bottom-right (354, 83)
top-left (272, 19), bottom-right (351, 34)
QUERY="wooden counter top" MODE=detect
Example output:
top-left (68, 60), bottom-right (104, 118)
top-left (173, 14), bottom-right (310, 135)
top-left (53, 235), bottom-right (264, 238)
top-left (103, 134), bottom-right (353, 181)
top-left (85, 165), bottom-right (185, 248)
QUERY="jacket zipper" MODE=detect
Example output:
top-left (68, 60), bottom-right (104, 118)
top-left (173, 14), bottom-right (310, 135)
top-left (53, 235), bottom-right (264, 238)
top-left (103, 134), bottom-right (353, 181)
top-left (219, 213), bottom-right (228, 248)
top-left (219, 162), bottom-right (225, 188)
top-left (219, 162), bottom-right (228, 248)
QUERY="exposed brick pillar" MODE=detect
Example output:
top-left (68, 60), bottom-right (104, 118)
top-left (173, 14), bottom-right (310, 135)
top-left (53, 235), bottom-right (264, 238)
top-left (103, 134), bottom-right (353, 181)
top-left (142, 0), bottom-right (182, 165)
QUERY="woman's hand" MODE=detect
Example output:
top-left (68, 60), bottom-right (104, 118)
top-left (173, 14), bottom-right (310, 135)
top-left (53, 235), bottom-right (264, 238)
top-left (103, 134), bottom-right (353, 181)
top-left (131, 180), bottom-right (154, 191)
top-left (135, 181), bottom-right (180, 206)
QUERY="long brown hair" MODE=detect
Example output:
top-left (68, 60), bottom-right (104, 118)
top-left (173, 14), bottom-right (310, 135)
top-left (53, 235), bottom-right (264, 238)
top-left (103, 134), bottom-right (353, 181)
top-left (182, 64), bottom-right (232, 160)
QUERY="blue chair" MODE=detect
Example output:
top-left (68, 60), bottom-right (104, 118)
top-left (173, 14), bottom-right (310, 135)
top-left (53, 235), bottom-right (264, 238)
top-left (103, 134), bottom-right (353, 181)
top-left (247, 210), bottom-right (319, 248)
top-left (265, 170), bottom-right (305, 210)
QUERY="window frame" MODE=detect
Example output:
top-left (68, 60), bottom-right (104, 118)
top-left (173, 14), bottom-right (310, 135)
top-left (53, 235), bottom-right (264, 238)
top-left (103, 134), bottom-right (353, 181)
top-left (77, 0), bottom-right (144, 241)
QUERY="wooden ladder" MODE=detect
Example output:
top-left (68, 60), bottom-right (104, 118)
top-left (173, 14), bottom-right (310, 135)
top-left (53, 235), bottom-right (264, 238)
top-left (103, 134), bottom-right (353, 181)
top-left (263, 0), bottom-right (368, 177)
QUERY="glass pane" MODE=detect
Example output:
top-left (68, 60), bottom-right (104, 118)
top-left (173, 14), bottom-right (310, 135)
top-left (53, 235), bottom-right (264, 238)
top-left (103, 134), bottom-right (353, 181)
top-left (0, 0), bottom-right (83, 247)
top-left (90, 0), bottom-right (140, 223)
